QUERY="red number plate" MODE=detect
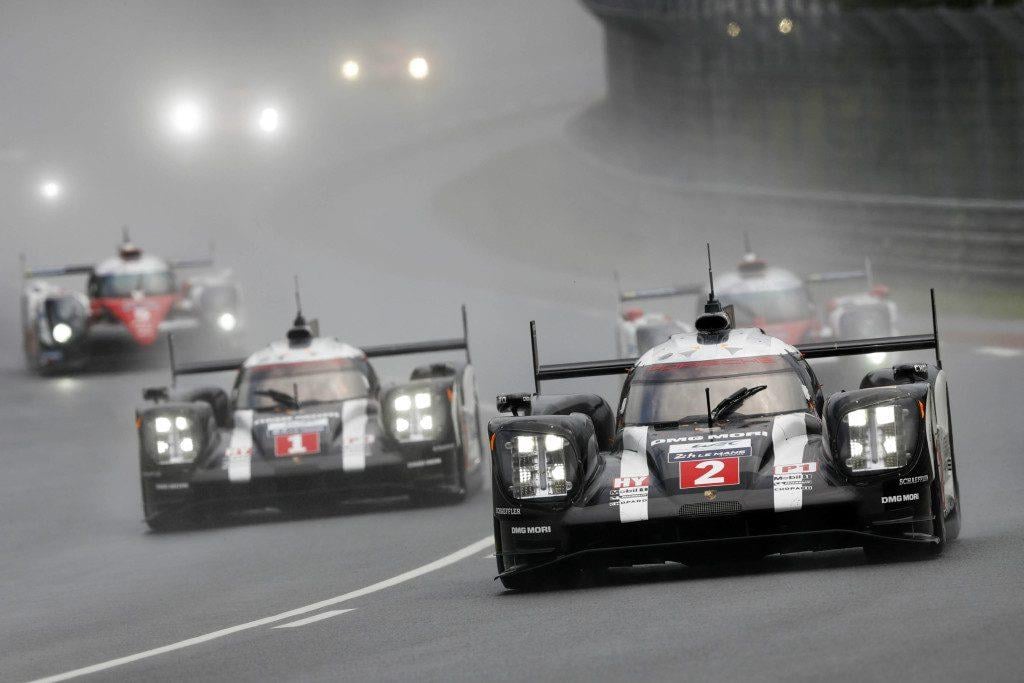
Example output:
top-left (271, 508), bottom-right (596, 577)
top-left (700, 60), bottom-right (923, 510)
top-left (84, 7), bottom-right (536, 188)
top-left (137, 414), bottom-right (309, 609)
top-left (274, 432), bottom-right (321, 457)
top-left (679, 457), bottom-right (740, 489)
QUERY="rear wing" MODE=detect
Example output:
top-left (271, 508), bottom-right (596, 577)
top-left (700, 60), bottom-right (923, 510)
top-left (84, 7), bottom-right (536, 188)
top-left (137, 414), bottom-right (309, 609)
top-left (166, 305), bottom-right (472, 387)
top-left (806, 258), bottom-right (873, 287)
top-left (619, 284), bottom-right (702, 304)
top-left (20, 254), bottom-right (93, 279)
top-left (169, 258), bottom-right (215, 270)
top-left (530, 289), bottom-right (942, 392)
top-left (360, 305), bottom-right (472, 363)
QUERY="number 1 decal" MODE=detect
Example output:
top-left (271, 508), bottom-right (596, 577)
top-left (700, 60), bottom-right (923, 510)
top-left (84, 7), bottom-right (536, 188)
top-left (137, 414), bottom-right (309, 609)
top-left (680, 457), bottom-right (740, 489)
top-left (274, 432), bottom-right (321, 457)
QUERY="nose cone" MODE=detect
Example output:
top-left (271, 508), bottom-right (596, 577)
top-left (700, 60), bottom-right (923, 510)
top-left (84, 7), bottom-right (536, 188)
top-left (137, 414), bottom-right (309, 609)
top-left (99, 295), bottom-right (177, 345)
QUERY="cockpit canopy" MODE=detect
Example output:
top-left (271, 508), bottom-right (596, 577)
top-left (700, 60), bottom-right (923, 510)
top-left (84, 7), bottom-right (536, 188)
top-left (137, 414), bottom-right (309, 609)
top-left (235, 358), bottom-right (371, 410)
top-left (621, 354), bottom-right (812, 426)
top-left (89, 270), bottom-right (176, 298)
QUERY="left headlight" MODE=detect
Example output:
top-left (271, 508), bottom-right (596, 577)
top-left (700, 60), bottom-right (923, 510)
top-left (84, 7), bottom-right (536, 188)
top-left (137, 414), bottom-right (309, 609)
top-left (388, 388), bottom-right (443, 443)
top-left (500, 432), bottom-right (574, 500)
top-left (840, 400), bottom-right (917, 474)
top-left (146, 413), bottom-right (200, 464)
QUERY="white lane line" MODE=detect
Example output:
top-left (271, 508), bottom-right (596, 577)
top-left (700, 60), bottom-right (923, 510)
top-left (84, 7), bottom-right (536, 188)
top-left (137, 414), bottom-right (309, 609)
top-left (977, 346), bottom-right (1022, 358)
top-left (29, 535), bottom-right (494, 683)
top-left (272, 609), bottom-right (355, 629)
top-left (482, 553), bottom-right (495, 559)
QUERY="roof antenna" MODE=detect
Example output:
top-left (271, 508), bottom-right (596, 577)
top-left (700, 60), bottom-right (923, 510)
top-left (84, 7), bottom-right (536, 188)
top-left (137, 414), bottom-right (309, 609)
top-left (704, 243), bottom-right (723, 314)
top-left (122, 225), bottom-right (130, 244)
top-left (287, 275), bottom-right (314, 347)
top-left (743, 231), bottom-right (752, 255)
top-left (293, 274), bottom-right (305, 327)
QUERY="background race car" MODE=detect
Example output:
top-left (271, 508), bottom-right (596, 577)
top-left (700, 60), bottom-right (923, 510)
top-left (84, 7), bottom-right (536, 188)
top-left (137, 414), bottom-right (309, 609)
top-left (489, 285), bottom-right (960, 591)
top-left (618, 244), bottom-right (896, 388)
top-left (136, 305), bottom-right (484, 530)
top-left (21, 231), bottom-right (242, 373)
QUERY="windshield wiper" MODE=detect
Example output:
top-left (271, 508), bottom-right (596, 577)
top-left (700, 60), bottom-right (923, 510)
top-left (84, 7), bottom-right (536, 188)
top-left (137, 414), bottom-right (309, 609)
top-left (710, 385), bottom-right (767, 422)
top-left (253, 389), bottom-right (300, 410)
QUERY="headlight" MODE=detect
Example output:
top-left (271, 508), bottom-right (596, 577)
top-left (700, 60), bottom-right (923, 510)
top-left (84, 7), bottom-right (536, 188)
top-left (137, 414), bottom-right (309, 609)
top-left (408, 56), bottom-right (429, 80)
top-left (341, 60), bottom-right (360, 81)
top-left (216, 312), bottom-right (237, 332)
top-left (841, 402), bottom-right (910, 474)
top-left (147, 413), bottom-right (200, 464)
top-left (867, 352), bottom-right (887, 365)
top-left (51, 323), bottom-right (73, 344)
top-left (504, 433), bottom-right (572, 499)
top-left (389, 388), bottom-right (443, 442)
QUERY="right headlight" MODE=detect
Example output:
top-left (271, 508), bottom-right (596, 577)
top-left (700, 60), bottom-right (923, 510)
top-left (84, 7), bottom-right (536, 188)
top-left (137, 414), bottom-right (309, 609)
top-left (500, 432), bottom-right (574, 500)
top-left (839, 400), bottom-right (918, 474)
top-left (146, 413), bottom-right (200, 464)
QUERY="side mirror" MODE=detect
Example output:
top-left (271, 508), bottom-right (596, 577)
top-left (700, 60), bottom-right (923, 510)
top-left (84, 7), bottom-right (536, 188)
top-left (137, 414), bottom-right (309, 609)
top-left (143, 386), bottom-right (170, 403)
top-left (496, 393), bottom-right (532, 416)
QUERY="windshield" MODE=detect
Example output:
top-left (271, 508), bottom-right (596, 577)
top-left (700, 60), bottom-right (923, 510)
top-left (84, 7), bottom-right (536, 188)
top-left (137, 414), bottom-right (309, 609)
top-left (721, 286), bottom-right (811, 325)
top-left (838, 305), bottom-right (891, 340)
top-left (237, 360), bottom-right (370, 410)
top-left (93, 271), bottom-right (176, 298)
top-left (636, 322), bottom-right (685, 354)
top-left (623, 355), bottom-right (810, 426)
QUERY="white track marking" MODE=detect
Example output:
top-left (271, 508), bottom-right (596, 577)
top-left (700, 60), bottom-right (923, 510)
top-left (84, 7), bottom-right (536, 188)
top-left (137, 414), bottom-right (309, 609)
top-left (29, 535), bottom-right (494, 683)
top-left (977, 346), bottom-right (1022, 358)
top-left (272, 609), bottom-right (355, 629)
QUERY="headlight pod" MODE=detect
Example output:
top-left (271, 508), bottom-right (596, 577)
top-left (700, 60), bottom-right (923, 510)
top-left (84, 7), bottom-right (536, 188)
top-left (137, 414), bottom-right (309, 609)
top-left (387, 386), bottom-right (444, 443)
top-left (505, 433), bottom-right (573, 499)
top-left (142, 409), bottom-right (205, 465)
top-left (836, 398), bottom-right (920, 475)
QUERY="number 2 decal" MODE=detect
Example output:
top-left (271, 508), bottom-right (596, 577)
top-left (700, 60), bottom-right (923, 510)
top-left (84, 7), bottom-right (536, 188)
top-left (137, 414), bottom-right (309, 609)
top-left (680, 457), bottom-right (740, 489)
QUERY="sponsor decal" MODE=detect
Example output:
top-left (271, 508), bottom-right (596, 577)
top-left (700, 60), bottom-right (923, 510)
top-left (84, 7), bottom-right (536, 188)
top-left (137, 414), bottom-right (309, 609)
top-left (669, 439), bottom-right (751, 463)
top-left (494, 507), bottom-right (521, 516)
top-left (613, 476), bottom-right (650, 489)
top-left (154, 482), bottom-right (189, 491)
top-left (274, 432), bottom-right (321, 457)
top-left (680, 457), bottom-right (740, 489)
top-left (258, 413), bottom-right (339, 434)
top-left (510, 525), bottom-right (552, 535)
top-left (899, 475), bottom-right (928, 486)
top-left (882, 493), bottom-right (920, 504)
top-left (651, 431), bottom-right (767, 447)
top-left (224, 445), bottom-right (253, 458)
top-left (704, 489), bottom-right (717, 500)
top-left (406, 457), bottom-right (442, 469)
top-left (773, 462), bottom-right (817, 476)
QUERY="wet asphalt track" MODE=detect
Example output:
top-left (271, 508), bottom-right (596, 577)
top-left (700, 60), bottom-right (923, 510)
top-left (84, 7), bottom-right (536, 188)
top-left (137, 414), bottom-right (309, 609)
top-left (4, 3), bottom-right (1024, 682)
top-left (3, 338), bottom-right (1023, 683)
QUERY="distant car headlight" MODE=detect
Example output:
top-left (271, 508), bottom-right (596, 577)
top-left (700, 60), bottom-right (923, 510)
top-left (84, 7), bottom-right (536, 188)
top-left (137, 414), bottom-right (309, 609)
top-left (388, 388), bottom-right (443, 442)
top-left (408, 56), bottom-right (429, 80)
top-left (51, 322), bottom-right (73, 344)
top-left (341, 60), bottom-right (360, 81)
top-left (216, 312), bottom-right (237, 332)
top-left (503, 433), bottom-right (572, 499)
top-left (867, 352), bottom-right (887, 365)
top-left (841, 402), bottom-right (912, 474)
top-left (146, 413), bottom-right (200, 465)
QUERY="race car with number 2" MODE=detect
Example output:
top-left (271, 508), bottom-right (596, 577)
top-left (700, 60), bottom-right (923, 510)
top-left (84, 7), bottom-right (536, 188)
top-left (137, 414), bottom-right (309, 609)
top-left (490, 260), bottom-right (960, 590)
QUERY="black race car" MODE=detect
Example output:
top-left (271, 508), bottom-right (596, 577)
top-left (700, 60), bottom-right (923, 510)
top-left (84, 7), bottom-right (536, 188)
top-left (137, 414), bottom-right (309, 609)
top-left (489, 289), bottom-right (960, 590)
top-left (136, 306), bottom-right (483, 530)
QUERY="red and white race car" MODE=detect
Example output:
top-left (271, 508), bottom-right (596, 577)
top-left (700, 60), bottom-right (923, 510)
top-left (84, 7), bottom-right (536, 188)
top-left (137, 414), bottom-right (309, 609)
top-left (618, 248), bottom-right (891, 351)
top-left (21, 234), bottom-right (242, 373)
